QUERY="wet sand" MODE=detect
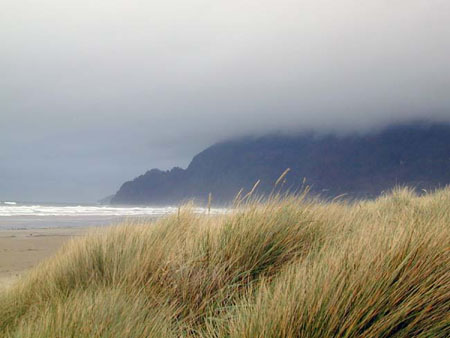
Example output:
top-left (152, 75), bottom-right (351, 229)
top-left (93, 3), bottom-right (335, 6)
top-left (0, 228), bottom-right (89, 289)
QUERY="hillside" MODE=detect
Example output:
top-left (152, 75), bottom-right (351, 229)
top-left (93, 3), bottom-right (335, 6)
top-left (112, 122), bottom-right (450, 205)
top-left (1, 188), bottom-right (449, 336)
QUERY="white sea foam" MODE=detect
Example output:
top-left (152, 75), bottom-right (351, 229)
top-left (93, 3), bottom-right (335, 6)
top-left (0, 204), bottom-right (226, 217)
top-left (3, 201), bottom-right (17, 205)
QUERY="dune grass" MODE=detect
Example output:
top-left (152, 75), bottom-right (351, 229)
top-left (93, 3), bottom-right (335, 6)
top-left (0, 187), bottom-right (449, 337)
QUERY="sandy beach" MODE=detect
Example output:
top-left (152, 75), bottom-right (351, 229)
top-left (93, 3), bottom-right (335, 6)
top-left (0, 227), bottom-right (89, 289)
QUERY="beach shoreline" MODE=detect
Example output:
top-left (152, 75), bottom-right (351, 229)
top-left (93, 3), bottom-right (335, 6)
top-left (0, 227), bottom-right (90, 289)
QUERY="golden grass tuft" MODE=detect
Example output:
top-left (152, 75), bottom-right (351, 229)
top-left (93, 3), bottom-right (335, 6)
top-left (1, 187), bottom-right (449, 337)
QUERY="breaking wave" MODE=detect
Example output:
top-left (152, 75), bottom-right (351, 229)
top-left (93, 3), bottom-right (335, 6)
top-left (0, 204), bottom-right (226, 217)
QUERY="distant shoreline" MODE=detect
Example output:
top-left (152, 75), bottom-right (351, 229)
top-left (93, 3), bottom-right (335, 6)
top-left (0, 215), bottom-right (129, 230)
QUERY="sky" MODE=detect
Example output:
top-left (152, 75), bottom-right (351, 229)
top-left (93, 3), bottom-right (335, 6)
top-left (1, 0), bottom-right (450, 202)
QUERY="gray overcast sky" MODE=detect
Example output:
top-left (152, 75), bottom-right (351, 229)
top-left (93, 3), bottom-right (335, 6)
top-left (1, 0), bottom-right (450, 202)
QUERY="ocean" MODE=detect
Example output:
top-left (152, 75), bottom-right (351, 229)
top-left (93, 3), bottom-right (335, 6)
top-left (0, 201), bottom-right (225, 229)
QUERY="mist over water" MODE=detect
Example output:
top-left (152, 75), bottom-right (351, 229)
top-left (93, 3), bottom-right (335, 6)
top-left (1, 0), bottom-right (450, 202)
